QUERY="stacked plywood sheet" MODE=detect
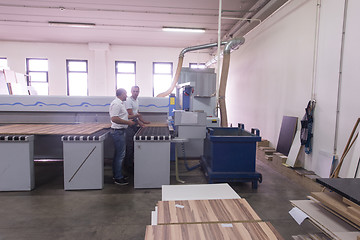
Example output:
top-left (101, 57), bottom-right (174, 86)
top-left (146, 198), bottom-right (284, 240)
top-left (145, 222), bottom-right (282, 240)
top-left (291, 199), bottom-right (359, 240)
top-left (311, 192), bottom-right (360, 229)
top-left (157, 199), bottom-right (261, 225)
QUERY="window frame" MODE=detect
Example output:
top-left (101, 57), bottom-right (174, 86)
top-left (115, 61), bottom-right (136, 91)
top-left (66, 59), bottom-right (88, 96)
top-left (26, 58), bottom-right (49, 95)
top-left (152, 62), bottom-right (173, 97)
top-left (189, 63), bottom-right (206, 69)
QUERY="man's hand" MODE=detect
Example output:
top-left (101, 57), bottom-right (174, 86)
top-left (128, 120), bottom-right (136, 126)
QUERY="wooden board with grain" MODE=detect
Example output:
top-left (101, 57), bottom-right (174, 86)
top-left (157, 199), bottom-right (261, 225)
top-left (0, 123), bottom-right (111, 135)
top-left (290, 199), bottom-right (359, 239)
top-left (311, 192), bottom-right (360, 228)
top-left (344, 198), bottom-right (360, 212)
top-left (145, 222), bottom-right (284, 240)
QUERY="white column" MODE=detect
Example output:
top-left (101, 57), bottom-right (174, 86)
top-left (88, 43), bottom-right (110, 96)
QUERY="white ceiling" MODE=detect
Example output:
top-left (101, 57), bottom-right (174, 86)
top-left (0, 0), bottom-right (287, 49)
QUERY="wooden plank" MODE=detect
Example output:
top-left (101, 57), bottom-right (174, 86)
top-left (316, 178), bottom-right (360, 205)
top-left (343, 198), bottom-right (360, 212)
top-left (157, 199), bottom-right (261, 225)
top-left (145, 222), bottom-right (284, 240)
top-left (146, 122), bottom-right (168, 127)
top-left (348, 207), bottom-right (360, 219)
top-left (0, 123), bottom-right (110, 135)
top-left (311, 192), bottom-right (360, 228)
top-left (290, 199), bottom-right (358, 239)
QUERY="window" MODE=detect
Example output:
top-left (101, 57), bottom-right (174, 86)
top-left (26, 58), bottom-right (49, 95)
top-left (66, 60), bottom-right (88, 96)
top-left (115, 61), bottom-right (136, 94)
top-left (0, 58), bottom-right (8, 70)
top-left (153, 62), bottom-right (173, 97)
top-left (189, 63), bottom-right (206, 69)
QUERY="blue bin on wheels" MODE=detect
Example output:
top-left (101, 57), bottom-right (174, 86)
top-left (200, 124), bottom-right (262, 189)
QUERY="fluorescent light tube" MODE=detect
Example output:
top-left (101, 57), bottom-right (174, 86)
top-left (48, 21), bottom-right (95, 28)
top-left (162, 27), bottom-right (205, 33)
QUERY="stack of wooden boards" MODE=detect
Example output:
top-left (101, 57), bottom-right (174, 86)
top-left (311, 191), bottom-right (359, 228)
top-left (256, 115), bottom-right (303, 168)
top-left (291, 178), bottom-right (359, 240)
top-left (145, 198), bottom-right (284, 240)
top-left (256, 138), bottom-right (321, 189)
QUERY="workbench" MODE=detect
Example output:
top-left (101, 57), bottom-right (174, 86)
top-left (0, 123), bottom-right (110, 191)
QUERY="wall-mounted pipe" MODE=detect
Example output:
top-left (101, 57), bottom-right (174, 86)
top-left (333, 0), bottom-right (349, 159)
top-left (218, 37), bottom-right (245, 127)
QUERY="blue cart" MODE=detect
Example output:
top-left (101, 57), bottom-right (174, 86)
top-left (200, 124), bottom-right (262, 189)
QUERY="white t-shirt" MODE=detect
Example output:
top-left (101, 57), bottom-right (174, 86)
top-left (109, 97), bottom-right (128, 129)
top-left (125, 96), bottom-right (139, 114)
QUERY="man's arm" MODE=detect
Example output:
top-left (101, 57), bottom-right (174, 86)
top-left (127, 108), bottom-right (149, 127)
top-left (111, 116), bottom-right (135, 126)
top-left (126, 109), bottom-right (139, 120)
top-left (138, 114), bottom-right (150, 125)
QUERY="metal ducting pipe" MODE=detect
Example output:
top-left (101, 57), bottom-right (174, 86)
top-left (218, 37), bottom-right (245, 127)
top-left (157, 38), bottom-right (245, 98)
top-left (156, 42), bottom-right (228, 97)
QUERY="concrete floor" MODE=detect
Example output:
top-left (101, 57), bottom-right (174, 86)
top-left (0, 159), bottom-right (326, 240)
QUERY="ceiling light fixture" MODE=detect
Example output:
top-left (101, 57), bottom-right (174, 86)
top-left (162, 27), bottom-right (205, 33)
top-left (48, 21), bottom-right (95, 28)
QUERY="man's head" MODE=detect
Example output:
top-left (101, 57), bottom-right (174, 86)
top-left (116, 88), bottom-right (127, 101)
top-left (131, 86), bottom-right (140, 99)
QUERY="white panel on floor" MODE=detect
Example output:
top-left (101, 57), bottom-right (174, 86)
top-left (161, 183), bottom-right (241, 201)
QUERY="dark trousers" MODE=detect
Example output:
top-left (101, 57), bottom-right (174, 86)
top-left (124, 125), bottom-right (139, 173)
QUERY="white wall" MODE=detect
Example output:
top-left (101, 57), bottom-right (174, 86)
top-left (0, 41), bottom-right (210, 97)
top-left (226, 0), bottom-right (360, 178)
top-left (227, 0), bottom-right (315, 147)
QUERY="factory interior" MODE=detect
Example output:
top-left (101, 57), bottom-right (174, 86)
top-left (0, 0), bottom-right (359, 239)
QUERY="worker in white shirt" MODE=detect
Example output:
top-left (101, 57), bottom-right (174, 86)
top-left (124, 86), bottom-right (150, 175)
top-left (126, 86), bottom-right (150, 127)
top-left (109, 88), bottom-right (135, 185)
